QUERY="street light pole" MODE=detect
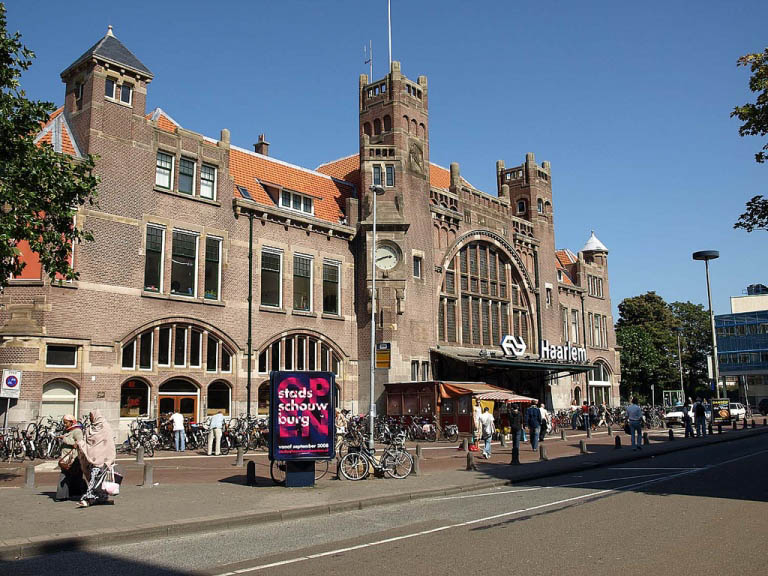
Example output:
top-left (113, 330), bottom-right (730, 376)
top-left (676, 329), bottom-right (685, 402)
top-left (369, 185), bottom-right (385, 450)
top-left (692, 250), bottom-right (721, 399)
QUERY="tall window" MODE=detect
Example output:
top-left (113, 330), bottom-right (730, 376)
top-left (206, 335), bottom-right (218, 372)
top-left (120, 83), bottom-right (132, 104)
top-left (421, 361), bottom-right (429, 381)
top-left (261, 249), bottom-right (282, 307)
top-left (571, 309), bottom-right (579, 344)
top-left (411, 361), bottom-right (419, 381)
top-left (190, 329), bottom-right (202, 368)
top-left (204, 237), bottom-right (221, 300)
top-left (171, 231), bottom-right (198, 297)
top-left (588, 313), bottom-right (594, 346)
top-left (144, 226), bottom-right (164, 292)
top-left (155, 152), bottom-right (173, 189)
top-left (179, 157), bottom-right (195, 195)
top-left (413, 256), bottom-right (422, 279)
top-left (200, 164), bottom-right (217, 200)
top-left (323, 261), bottom-right (340, 315)
top-left (373, 165), bottom-right (382, 186)
top-left (105, 78), bottom-right (116, 99)
top-left (293, 255), bottom-right (312, 311)
top-left (385, 165), bottom-right (395, 187)
top-left (439, 242), bottom-right (526, 347)
top-left (138, 332), bottom-right (152, 370)
top-left (158, 327), bottom-right (171, 366)
top-left (174, 326), bottom-right (187, 367)
top-left (561, 307), bottom-right (569, 342)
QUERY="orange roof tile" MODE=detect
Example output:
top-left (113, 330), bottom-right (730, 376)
top-left (555, 250), bottom-right (573, 268)
top-left (34, 107), bottom-right (80, 157)
top-left (147, 108), bottom-right (179, 133)
top-left (231, 146), bottom-right (355, 224)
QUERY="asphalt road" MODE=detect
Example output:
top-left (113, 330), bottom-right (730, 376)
top-left (5, 434), bottom-right (768, 576)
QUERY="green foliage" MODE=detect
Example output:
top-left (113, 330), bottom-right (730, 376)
top-left (731, 48), bottom-right (768, 232)
top-left (0, 3), bottom-right (98, 288)
top-left (616, 292), bottom-right (712, 402)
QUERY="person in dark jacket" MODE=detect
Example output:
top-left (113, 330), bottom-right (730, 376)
top-left (507, 404), bottom-right (523, 460)
top-left (526, 401), bottom-right (542, 451)
top-left (55, 415), bottom-right (87, 501)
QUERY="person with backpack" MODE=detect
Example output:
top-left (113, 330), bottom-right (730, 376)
top-left (526, 400), bottom-right (542, 451)
top-left (693, 397), bottom-right (707, 437)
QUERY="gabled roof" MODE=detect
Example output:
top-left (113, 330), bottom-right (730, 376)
top-left (554, 256), bottom-right (574, 286)
top-left (34, 107), bottom-right (82, 157)
top-left (231, 146), bottom-right (356, 224)
top-left (62, 26), bottom-right (152, 79)
top-left (147, 108), bottom-right (180, 133)
top-left (582, 230), bottom-right (608, 253)
top-left (555, 249), bottom-right (577, 267)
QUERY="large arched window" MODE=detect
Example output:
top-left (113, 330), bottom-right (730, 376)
top-left (206, 381), bottom-right (231, 416)
top-left (41, 380), bottom-right (78, 419)
top-left (159, 379), bottom-right (199, 420)
top-left (120, 379), bottom-right (150, 418)
top-left (257, 334), bottom-right (342, 377)
top-left (437, 241), bottom-right (530, 347)
top-left (588, 362), bottom-right (612, 406)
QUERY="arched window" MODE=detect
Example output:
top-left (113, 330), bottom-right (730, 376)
top-left (373, 118), bottom-right (382, 135)
top-left (257, 334), bottom-right (342, 377)
top-left (207, 381), bottom-right (231, 416)
top-left (120, 379), bottom-right (149, 418)
top-left (41, 380), bottom-right (78, 419)
top-left (159, 379), bottom-right (199, 420)
top-left (257, 382), bottom-right (270, 414)
top-left (383, 115), bottom-right (392, 132)
top-left (419, 123), bottom-right (425, 139)
top-left (363, 122), bottom-right (372, 137)
top-left (411, 118), bottom-right (417, 134)
top-left (517, 200), bottom-right (526, 214)
top-left (537, 198), bottom-right (544, 214)
top-left (403, 115), bottom-right (410, 132)
top-left (544, 200), bottom-right (552, 214)
top-left (574, 386), bottom-right (582, 405)
top-left (437, 241), bottom-right (529, 347)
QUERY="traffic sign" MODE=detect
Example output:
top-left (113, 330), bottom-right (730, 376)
top-left (1, 370), bottom-right (22, 399)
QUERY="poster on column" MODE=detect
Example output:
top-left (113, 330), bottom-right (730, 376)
top-left (269, 371), bottom-right (335, 461)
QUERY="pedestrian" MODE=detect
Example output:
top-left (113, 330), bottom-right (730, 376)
top-left (597, 402), bottom-right (607, 428)
top-left (471, 401), bottom-right (482, 452)
top-left (171, 409), bottom-right (186, 452)
top-left (526, 400), bottom-right (542, 451)
top-left (207, 410), bottom-right (224, 456)
top-left (589, 402), bottom-right (598, 430)
top-left (334, 408), bottom-right (348, 456)
top-left (77, 409), bottom-right (117, 507)
top-left (626, 397), bottom-right (643, 450)
top-left (582, 401), bottom-right (590, 431)
top-left (539, 403), bottom-right (549, 441)
top-left (478, 407), bottom-right (495, 459)
top-left (693, 397), bottom-right (707, 437)
top-left (683, 397), bottom-right (694, 438)
top-left (508, 403), bottom-right (523, 464)
top-left (54, 414), bottom-right (87, 501)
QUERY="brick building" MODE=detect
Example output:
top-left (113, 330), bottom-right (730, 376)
top-left (0, 29), bottom-right (620, 434)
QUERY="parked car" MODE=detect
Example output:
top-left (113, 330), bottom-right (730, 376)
top-left (664, 404), bottom-right (711, 427)
top-left (729, 402), bottom-right (747, 421)
top-left (759, 398), bottom-right (768, 416)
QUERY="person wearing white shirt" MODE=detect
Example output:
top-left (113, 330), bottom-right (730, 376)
top-left (626, 397), bottom-right (643, 450)
top-left (170, 411), bottom-right (186, 452)
top-left (478, 407), bottom-right (496, 459)
top-left (207, 411), bottom-right (224, 456)
top-left (539, 404), bottom-right (549, 440)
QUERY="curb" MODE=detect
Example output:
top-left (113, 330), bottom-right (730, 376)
top-left (1, 426), bottom-right (766, 561)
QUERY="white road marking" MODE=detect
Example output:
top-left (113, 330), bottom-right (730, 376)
top-left (430, 487), bottom-right (542, 501)
top-left (609, 467), bottom-right (697, 470)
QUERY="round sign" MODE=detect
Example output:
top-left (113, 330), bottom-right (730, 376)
top-left (6, 375), bottom-right (18, 388)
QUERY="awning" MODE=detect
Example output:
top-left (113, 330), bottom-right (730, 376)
top-left (437, 381), bottom-right (534, 403)
top-left (432, 346), bottom-right (592, 377)
top-left (475, 391), bottom-right (537, 403)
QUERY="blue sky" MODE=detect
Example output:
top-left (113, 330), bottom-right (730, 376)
top-left (7, 0), bottom-right (766, 317)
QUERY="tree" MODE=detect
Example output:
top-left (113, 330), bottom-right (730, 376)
top-left (669, 301), bottom-right (711, 398)
top-left (731, 47), bottom-right (768, 232)
top-left (616, 326), bottom-right (664, 402)
top-left (0, 3), bottom-right (97, 289)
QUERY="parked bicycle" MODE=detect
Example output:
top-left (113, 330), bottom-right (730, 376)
top-left (338, 430), bottom-right (413, 481)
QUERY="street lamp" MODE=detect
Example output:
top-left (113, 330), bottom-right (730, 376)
top-left (675, 327), bottom-right (685, 403)
top-left (369, 184), bottom-right (386, 450)
top-left (692, 250), bottom-right (722, 398)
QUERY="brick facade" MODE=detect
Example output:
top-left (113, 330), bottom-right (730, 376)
top-left (0, 30), bottom-right (620, 434)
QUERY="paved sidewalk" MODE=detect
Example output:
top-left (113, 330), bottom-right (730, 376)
top-left (1, 423), bottom-right (766, 561)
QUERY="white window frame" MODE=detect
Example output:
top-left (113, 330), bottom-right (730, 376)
top-left (156, 151), bottom-right (174, 190)
top-left (279, 190), bottom-right (314, 216)
top-left (119, 82), bottom-right (133, 105)
top-left (158, 327), bottom-right (172, 367)
top-left (138, 331), bottom-right (154, 371)
top-left (413, 256), bottom-right (422, 279)
top-left (105, 77), bottom-right (118, 100)
top-left (257, 349), bottom-right (268, 374)
top-left (322, 259), bottom-right (341, 316)
top-left (206, 336), bottom-right (219, 373)
top-left (189, 329), bottom-right (202, 368)
top-left (220, 347), bottom-right (233, 374)
top-left (385, 164), bottom-right (395, 187)
top-left (293, 253), bottom-right (314, 313)
top-left (171, 229), bottom-right (199, 298)
top-left (373, 165), bottom-right (382, 187)
top-left (174, 326), bottom-right (187, 368)
top-left (204, 236), bottom-right (222, 301)
top-left (261, 247), bottom-right (283, 309)
top-left (45, 345), bottom-right (78, 368)
top-left (145, 224), bottom-right (165, 293)
top-left (121, 340), bottom-right (136, 371)
top-left (178, 157), bottom-right (197, 195)
top-left (200, 164), bottom-right (217, 200)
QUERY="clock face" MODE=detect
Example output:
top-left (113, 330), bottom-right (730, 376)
top-left (375, 245), bottom-right (399, 270)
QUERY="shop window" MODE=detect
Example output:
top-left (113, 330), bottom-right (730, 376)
top-left (403, 395), bottom-right (418, 415)
top-left (443, 399), bottom-right (454, 414)
top-left (388, 394), bottom-right (402, 415)
top-left (120, 380), bottom-right (149, 418)
top-left (207, 381), bottom-right (231, 416)
top-left (46, 345), bottom-right (77, 368)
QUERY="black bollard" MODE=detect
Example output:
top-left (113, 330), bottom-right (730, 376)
top-left (500, 434), bottom-right (507, 447)
top-left (586, 427), bottom-right (592, 439)
top-left (466, 451), bottom-right (476, 471)
top-left (136, 445), bottom-right (144, 465)
top-left (642, 432), bottom-right (649, 446)
top-left (143, 464), bottom-right (153, 487)
top-left (717, 423), bottom-right (722, 434)
top-left (668, 429), bottom-right (674, 441)
top-left (412, 454), bottom-right (422, 476)
top-left (764, 418), bottom-right (767, 427)
top-left (24, 465), bottom-right (34, 489)
top-left (733, 420), bottom-right (738, 430)
top-left (510, 444), bottom-right (520, 465)
top-left (708, 423), bottom-right (713, 435)
top-left (560, 428), bottom-right (567, 441)
top-left (461, 438), bottom-right (469, 452)
top-left (235, 447), bottom-right (244, 467)
top-left (751, 419), bottom-right (756, 429)
top-left (416, 444), bottom-right (423, 460)
top-left (579, 440), bottom-right (587, 454)
top-left (246, 460), bottom-right (256, 486)
top-left (743, 418), bottom-right (748, 430)
top-left (614, 435), bottom-right (621, 449)
top-left (607, 425), bottom-right (613, 436)
top-left (539, 444), bottom-right (549, 461)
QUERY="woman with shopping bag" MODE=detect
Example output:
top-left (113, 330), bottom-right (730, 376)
top-left (54, 415), bottom-right (87, 501)
top-left (77, 409), bottom-right (118, 508)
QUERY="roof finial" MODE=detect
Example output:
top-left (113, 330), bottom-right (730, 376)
top-left (107, 25), bottom-right (114, 37)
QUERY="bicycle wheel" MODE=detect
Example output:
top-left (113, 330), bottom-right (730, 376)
top-left (220, 435), bottom-right (231, 455)
top-left (382, 449), bottom-right (413, 479)
top-left (447, 429), bottom-right (459, 443)
top-left (143, 440), bottom-right (155, 458)
top-left (339, 452), bottom-right (369, 481)
top-left (426, 428), bottom-right (437, 442)
top-left (270, 460), bottom-right (286, 485)
top-left (36, 437), bottom-right (49, 459)
top-left (315, 459), bottom-right (329, 480)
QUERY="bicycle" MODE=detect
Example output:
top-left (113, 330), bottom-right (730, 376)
top-left (269, 459), bottom-right (330, 485)
top-left (338, 431), bottom-right (413, 481)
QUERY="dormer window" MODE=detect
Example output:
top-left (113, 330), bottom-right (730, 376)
top-left (280, 190), bottom-right (313, 215)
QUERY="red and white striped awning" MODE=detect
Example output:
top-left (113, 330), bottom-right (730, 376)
top-left (475, 391), bottom-right (536, 403)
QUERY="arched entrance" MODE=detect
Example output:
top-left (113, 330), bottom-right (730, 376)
top-left (41, 380), bottom-right (79, 419)
top-left (159, 379), bottom-right (199, 421)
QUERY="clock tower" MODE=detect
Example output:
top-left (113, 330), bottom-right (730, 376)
top-left (357, 61), bottom-right (437, 412)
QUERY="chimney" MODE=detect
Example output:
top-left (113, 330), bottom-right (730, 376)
top-left (254, 134), bottom-right (270, 156)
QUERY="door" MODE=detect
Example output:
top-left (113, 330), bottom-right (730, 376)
top-left (158, 395), bottom-right (198, 421)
